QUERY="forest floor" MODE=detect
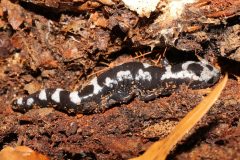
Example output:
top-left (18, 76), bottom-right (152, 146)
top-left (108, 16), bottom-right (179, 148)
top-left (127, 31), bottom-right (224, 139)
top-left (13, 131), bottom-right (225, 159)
top-left (0, 0), bottom-right (239, 159)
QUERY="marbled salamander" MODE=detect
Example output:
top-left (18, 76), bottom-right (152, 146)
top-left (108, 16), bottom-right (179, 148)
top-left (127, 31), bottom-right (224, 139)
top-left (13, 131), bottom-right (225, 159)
top-left (12, 61), bottom-right (220, 114)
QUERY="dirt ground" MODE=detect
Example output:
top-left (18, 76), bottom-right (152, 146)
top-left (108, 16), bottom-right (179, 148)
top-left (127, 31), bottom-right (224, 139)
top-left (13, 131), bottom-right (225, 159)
top-left (0, 0), bottom-right (240, 159)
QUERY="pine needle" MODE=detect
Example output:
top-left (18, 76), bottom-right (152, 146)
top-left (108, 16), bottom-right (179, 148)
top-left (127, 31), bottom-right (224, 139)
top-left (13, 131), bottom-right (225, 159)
top-left (130, 73), bottom-right (228, 160)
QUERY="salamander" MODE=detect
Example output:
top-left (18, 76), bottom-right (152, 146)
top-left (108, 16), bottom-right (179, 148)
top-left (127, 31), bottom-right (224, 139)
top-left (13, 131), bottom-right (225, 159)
top-left (12, 60), bottom-right (220, 114)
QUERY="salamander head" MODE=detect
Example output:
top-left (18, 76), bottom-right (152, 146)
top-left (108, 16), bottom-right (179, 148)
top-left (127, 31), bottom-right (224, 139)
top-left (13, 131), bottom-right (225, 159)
top-left (186, 61), bottom-right (220, 88)
top-left (161, 61), bottom-right (220, 89)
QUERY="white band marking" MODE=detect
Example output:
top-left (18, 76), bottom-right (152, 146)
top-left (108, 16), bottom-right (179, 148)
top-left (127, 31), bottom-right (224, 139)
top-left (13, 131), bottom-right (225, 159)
top-left (135, 69), bottom-right (152, 81)
top-left (116, 70), bottom-right (133, 81)
top-left (105, 77), bottom-right (118, 88)
top-left (51, 88), bottom-right (63, 103)
top-left (69, 91), bottom-right (81, 105)
top-left (26, 98), bottom-right (34, 106)
top-left (17, 97), bottom-right (23, 105)
top-left (90, 77), bottom-right (103, 94)
top-left (39, 89), bottom-right (47, 100)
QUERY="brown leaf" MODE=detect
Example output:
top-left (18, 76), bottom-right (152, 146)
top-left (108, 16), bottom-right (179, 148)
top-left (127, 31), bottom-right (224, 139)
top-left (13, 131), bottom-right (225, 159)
top-left (1, 0), bottom-right (25, 30)
top-left (24, 81), bottom-right (42, 94)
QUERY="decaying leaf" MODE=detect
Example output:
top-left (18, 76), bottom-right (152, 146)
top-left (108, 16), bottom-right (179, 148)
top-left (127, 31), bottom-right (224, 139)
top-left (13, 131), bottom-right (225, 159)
top-left (1, 0), bottom-right (26, 30)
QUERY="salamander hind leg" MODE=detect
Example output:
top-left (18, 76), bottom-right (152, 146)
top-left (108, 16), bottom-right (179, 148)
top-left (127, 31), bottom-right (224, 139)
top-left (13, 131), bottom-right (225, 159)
top-left (106, 91), bottom-right (135, 107)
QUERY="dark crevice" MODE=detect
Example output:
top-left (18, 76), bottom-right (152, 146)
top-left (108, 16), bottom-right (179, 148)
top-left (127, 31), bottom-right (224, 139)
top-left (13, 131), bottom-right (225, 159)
top-left (226, 15), bottom-right (240, 27)
top-left (217, 56), bottom-right (240, 76)
top-left (164, 47), bottom-right (199, 64)
top-left (0, 133), bottom-right (18, 149)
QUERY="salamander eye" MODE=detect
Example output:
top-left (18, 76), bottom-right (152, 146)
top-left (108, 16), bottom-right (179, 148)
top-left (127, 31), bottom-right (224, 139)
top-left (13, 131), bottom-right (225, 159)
top-left (206, 64), bottom-right (214, 71)
top-left (187, 63), bottom-right (203, 77)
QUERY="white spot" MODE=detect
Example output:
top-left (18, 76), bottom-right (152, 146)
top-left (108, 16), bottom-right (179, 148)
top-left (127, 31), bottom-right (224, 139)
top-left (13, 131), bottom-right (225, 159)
top-left (105, 77), bottom-right (118, 88)
top-left (17, 97), bottom-right (23, 105)
top-left (39, 89), bottom-right (47, 100)
top-left (69, 91), bottom-right (81, 105)
top-left (143, 63), bottom-right (151, 68)
top-left (161, 65), bottom-right (199, 80)
top-left (51, 88), bottom-right (63, 103)
top-left (116, 70), bottom-right (133, 81)
top-left (90, 77), bottom-right (103, 94)
top-left (26, 98), bottom-right (34, 106)
top-left (135, 69), bottom-right (152, 81)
